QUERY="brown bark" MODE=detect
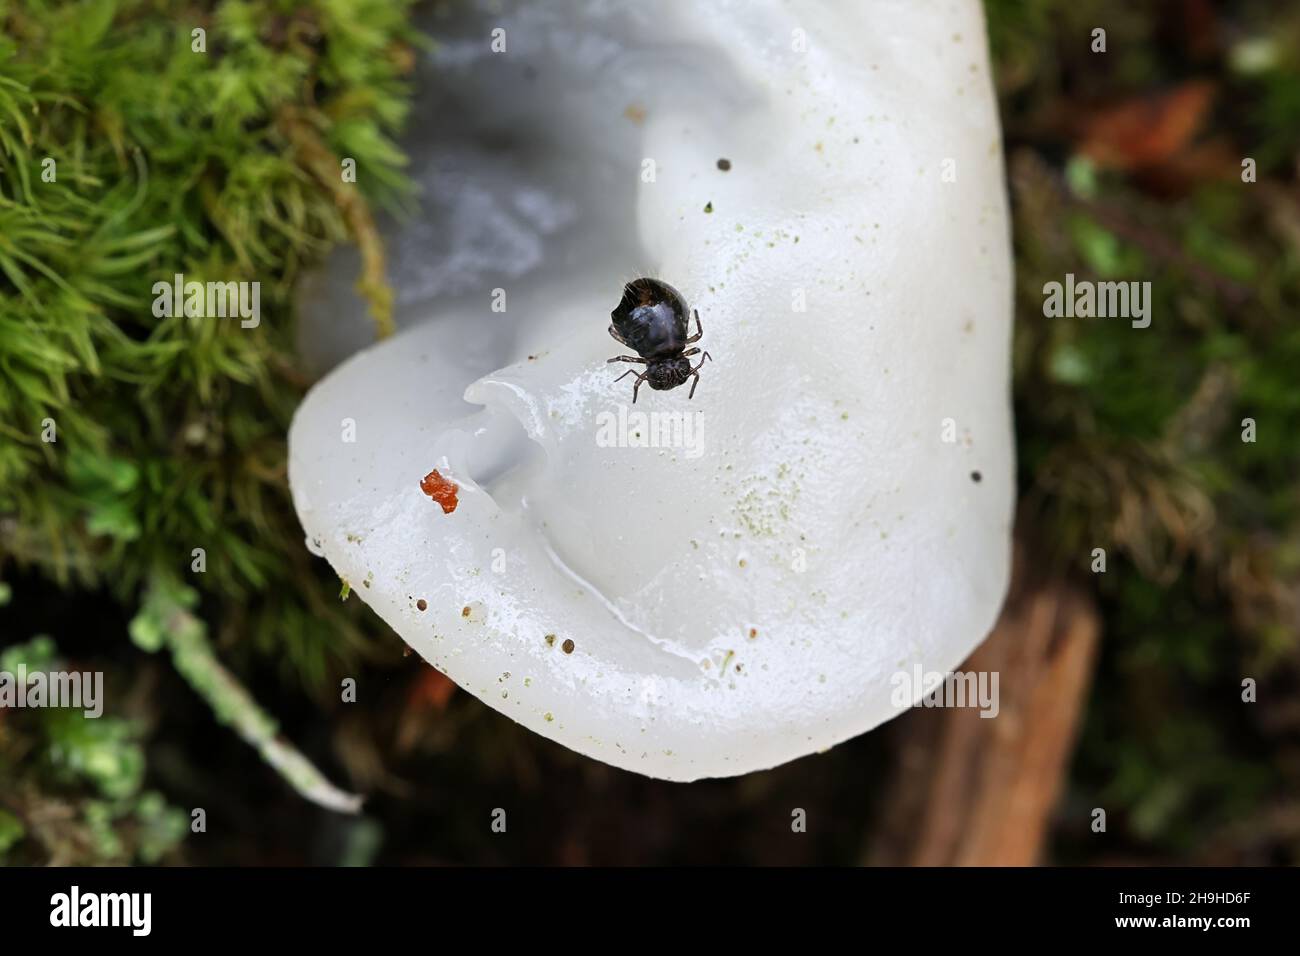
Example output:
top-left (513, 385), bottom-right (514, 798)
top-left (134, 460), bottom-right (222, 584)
top-left (866, 543), bottom-right (1101, 866)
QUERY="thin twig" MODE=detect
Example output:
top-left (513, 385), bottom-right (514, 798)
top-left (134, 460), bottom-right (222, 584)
top-left (134, 577), bottom-right (364, 814)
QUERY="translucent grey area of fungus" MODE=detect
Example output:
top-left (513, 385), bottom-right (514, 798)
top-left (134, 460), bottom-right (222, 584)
top-left (292, 0), bottom-right (1016, 781)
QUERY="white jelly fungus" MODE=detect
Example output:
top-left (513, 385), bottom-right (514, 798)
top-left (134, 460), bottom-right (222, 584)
top-left (290, 0), bottom-right (1014, 780)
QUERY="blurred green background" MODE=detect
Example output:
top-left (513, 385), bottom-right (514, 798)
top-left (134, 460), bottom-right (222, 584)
top-left (1, 0), bottom-right (1297, 864)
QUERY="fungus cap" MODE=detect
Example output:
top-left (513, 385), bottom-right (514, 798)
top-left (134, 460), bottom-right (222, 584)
top-left (289, 0), bottom-right (1014, 780)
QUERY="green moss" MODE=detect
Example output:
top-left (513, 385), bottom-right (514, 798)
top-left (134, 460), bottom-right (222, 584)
top-left (0, 0), bottom-right (417, 685)
top-left (0, 0), bottom-right (415, 857)
top-left (0, 633), bottom-right (187, 864)
top-left (991, 0), bottom-right (1300, 861)
top-left (0, 809), bottom-right (24, 854)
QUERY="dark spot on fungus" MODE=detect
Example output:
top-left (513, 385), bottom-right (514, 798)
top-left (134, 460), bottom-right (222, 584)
top-left (716, 158), bottom-right (731, 171)
top-left (562, 639), bottom-right (575, 654)
top-left (704, 201), bottom-right (713, 213)
top-left (420, 468), bottom-right (460, 513)
top-left (971, 470), bottom-right (982, 483)
top-left (416, 599), bottom-right (427, 611)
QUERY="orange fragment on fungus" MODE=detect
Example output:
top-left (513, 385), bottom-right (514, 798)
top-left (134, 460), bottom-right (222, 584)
top-left (419, 469), bottom-right (460, 514)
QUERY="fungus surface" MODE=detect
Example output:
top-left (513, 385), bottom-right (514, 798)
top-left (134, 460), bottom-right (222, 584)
top-left (289, 0), bottom-right (1014, 780)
